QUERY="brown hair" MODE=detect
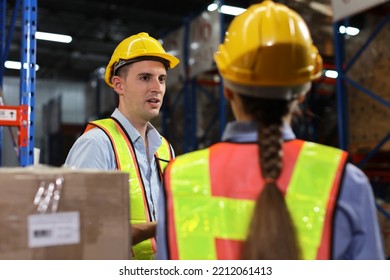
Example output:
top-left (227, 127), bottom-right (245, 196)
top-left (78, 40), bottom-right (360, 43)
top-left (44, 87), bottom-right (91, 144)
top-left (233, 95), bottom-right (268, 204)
top-left (239, 96), bottom-right (301, 260)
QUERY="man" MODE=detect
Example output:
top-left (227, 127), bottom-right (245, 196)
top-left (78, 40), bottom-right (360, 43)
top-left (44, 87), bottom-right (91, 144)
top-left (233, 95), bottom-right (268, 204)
top-left (65, 32), bottom-right (179, 259)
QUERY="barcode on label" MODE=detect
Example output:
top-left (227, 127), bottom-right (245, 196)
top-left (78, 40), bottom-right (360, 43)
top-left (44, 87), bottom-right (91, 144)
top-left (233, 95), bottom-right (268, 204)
top-left (34, 229), bottom-right (52, 238)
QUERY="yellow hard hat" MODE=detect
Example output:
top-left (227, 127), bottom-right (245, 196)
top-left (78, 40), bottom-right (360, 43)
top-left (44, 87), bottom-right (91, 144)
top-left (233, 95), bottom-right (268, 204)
top-left (214, 0), bottom-right (322, 89)
top-left (105, 32), bottom-right (180, 88)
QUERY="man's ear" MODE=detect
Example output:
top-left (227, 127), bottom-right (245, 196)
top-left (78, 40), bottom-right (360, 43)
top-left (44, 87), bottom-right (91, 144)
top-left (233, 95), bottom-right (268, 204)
top-left (112, 76), bottom-right (124, 93)
top-left (297, 94), bottom-right (306, 104)
top-left (223, 87), bottom-right (234, 101)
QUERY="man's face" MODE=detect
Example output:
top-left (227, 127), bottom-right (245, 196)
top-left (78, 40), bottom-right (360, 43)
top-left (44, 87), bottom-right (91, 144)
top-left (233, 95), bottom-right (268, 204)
top-left (114, 60), bottom-right (167, 125)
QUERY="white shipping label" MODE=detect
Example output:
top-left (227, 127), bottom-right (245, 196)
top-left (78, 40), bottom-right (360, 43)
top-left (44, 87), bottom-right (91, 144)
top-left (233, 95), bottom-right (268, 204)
top-left (28, 212), bottom-right (80, 248)
top-left (0, 109), bottom-right (17, 121)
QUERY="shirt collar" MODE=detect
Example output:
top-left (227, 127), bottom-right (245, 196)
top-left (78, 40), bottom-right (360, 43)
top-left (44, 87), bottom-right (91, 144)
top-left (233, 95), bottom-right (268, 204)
top-left (111, 109), bottom-right (162, 155)
top-left (222, 121), bottom-right (296, 142)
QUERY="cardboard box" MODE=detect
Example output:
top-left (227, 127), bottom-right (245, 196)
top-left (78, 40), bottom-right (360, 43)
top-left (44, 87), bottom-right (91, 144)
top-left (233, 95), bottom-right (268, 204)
top-left (0, 166), bottom-right (131, 260)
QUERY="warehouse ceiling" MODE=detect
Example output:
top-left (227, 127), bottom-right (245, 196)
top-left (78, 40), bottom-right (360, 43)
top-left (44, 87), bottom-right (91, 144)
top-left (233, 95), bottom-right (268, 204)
top-left (3, 0), bottom-right (389, 82)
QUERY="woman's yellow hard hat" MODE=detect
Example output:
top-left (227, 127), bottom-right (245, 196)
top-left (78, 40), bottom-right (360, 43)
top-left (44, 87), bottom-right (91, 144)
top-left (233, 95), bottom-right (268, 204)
top-left (214, 0), bottom-right (322, 88)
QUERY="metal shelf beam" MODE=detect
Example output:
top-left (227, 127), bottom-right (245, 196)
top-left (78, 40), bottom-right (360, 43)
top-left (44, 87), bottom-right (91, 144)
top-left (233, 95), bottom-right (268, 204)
top-left (0, 0), bottom-right (36, 166)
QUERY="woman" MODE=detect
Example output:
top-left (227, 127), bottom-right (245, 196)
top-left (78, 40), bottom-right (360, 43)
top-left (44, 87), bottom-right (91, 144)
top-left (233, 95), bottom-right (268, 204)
top-left (156, 0), bottom-right (384, 260)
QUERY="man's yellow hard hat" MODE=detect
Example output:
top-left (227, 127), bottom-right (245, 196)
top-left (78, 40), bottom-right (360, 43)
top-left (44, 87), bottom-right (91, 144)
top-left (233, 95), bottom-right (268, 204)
top-left (105, 32), bottom-right (180, 88)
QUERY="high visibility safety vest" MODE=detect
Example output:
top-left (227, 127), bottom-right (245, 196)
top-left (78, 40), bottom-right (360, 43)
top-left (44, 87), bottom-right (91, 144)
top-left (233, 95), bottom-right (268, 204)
top-left (85, 117), bottom-right (173, 260)
top-left (164, 140), bottom-right (348, 260)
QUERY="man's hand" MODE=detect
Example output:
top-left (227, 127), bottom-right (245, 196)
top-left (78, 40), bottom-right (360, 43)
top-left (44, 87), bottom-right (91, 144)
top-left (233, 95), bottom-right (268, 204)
top-left (131, 221), bottom-right (157, 245)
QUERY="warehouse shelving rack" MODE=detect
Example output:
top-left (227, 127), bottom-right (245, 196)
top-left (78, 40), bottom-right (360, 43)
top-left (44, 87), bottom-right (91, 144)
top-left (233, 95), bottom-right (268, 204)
top-left (161, 19), bottom-right (195, 154)
top-left (333, 5), bottom-right (390, 223)
top-left (333, 9), bottom-right (390, 154)
top-left (0, 0), bottom-right (36, 166)
top-left (161, 6), bottom-right (226, 154)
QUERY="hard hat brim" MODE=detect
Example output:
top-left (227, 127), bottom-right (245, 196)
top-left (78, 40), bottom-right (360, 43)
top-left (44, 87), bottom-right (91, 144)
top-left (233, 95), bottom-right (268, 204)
top-left (105, 53), bottom-right (180, 88)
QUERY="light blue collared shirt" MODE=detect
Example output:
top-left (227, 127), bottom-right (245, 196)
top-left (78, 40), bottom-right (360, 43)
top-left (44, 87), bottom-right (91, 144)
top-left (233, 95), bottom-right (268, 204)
top-left (156, 121), bottom-right (385, 259)
top-left (65, 108), bottom-right (171, 221)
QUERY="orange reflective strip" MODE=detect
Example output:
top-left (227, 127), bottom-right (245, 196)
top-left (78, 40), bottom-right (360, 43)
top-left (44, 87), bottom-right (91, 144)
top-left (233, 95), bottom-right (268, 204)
top-left (215, 238), bottom-right (243, 260)
top-left (210, 141), bottom-right (304, 198)
top-left (84, 123), bottom-right (94, 133)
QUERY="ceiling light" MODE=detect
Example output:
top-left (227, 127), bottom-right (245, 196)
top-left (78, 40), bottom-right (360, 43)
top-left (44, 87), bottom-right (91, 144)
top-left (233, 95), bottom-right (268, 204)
top-left (339, 26), bottom-right (360, 36)
top-left (207, 3), bottom-right (218, 12)
top-left (324, 70), bottom-right (338, 79)
top-left (36, 31), bottom-right (72, 43)
top-left (190, 42), bottom-right (200, 50)
top-left (221, 5), bottom-right (246, 16)
top-left (207, 4), bottom-right (246, 16)
top-left (4, 60), bottom-right (39, 71)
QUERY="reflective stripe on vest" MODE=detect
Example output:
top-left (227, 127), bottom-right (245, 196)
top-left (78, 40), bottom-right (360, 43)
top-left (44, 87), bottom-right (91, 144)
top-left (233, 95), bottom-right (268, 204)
top-left (155, 137), bottom-right (172, 178)
top-left (86, 118), bottom-right (172, 260)
top-left (164, 140), bottom-right (347, 260)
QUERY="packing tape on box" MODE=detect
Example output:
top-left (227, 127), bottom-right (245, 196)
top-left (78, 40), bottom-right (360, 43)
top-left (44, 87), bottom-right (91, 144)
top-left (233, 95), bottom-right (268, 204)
top-left (33, 176), bottom-right (64, 214)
